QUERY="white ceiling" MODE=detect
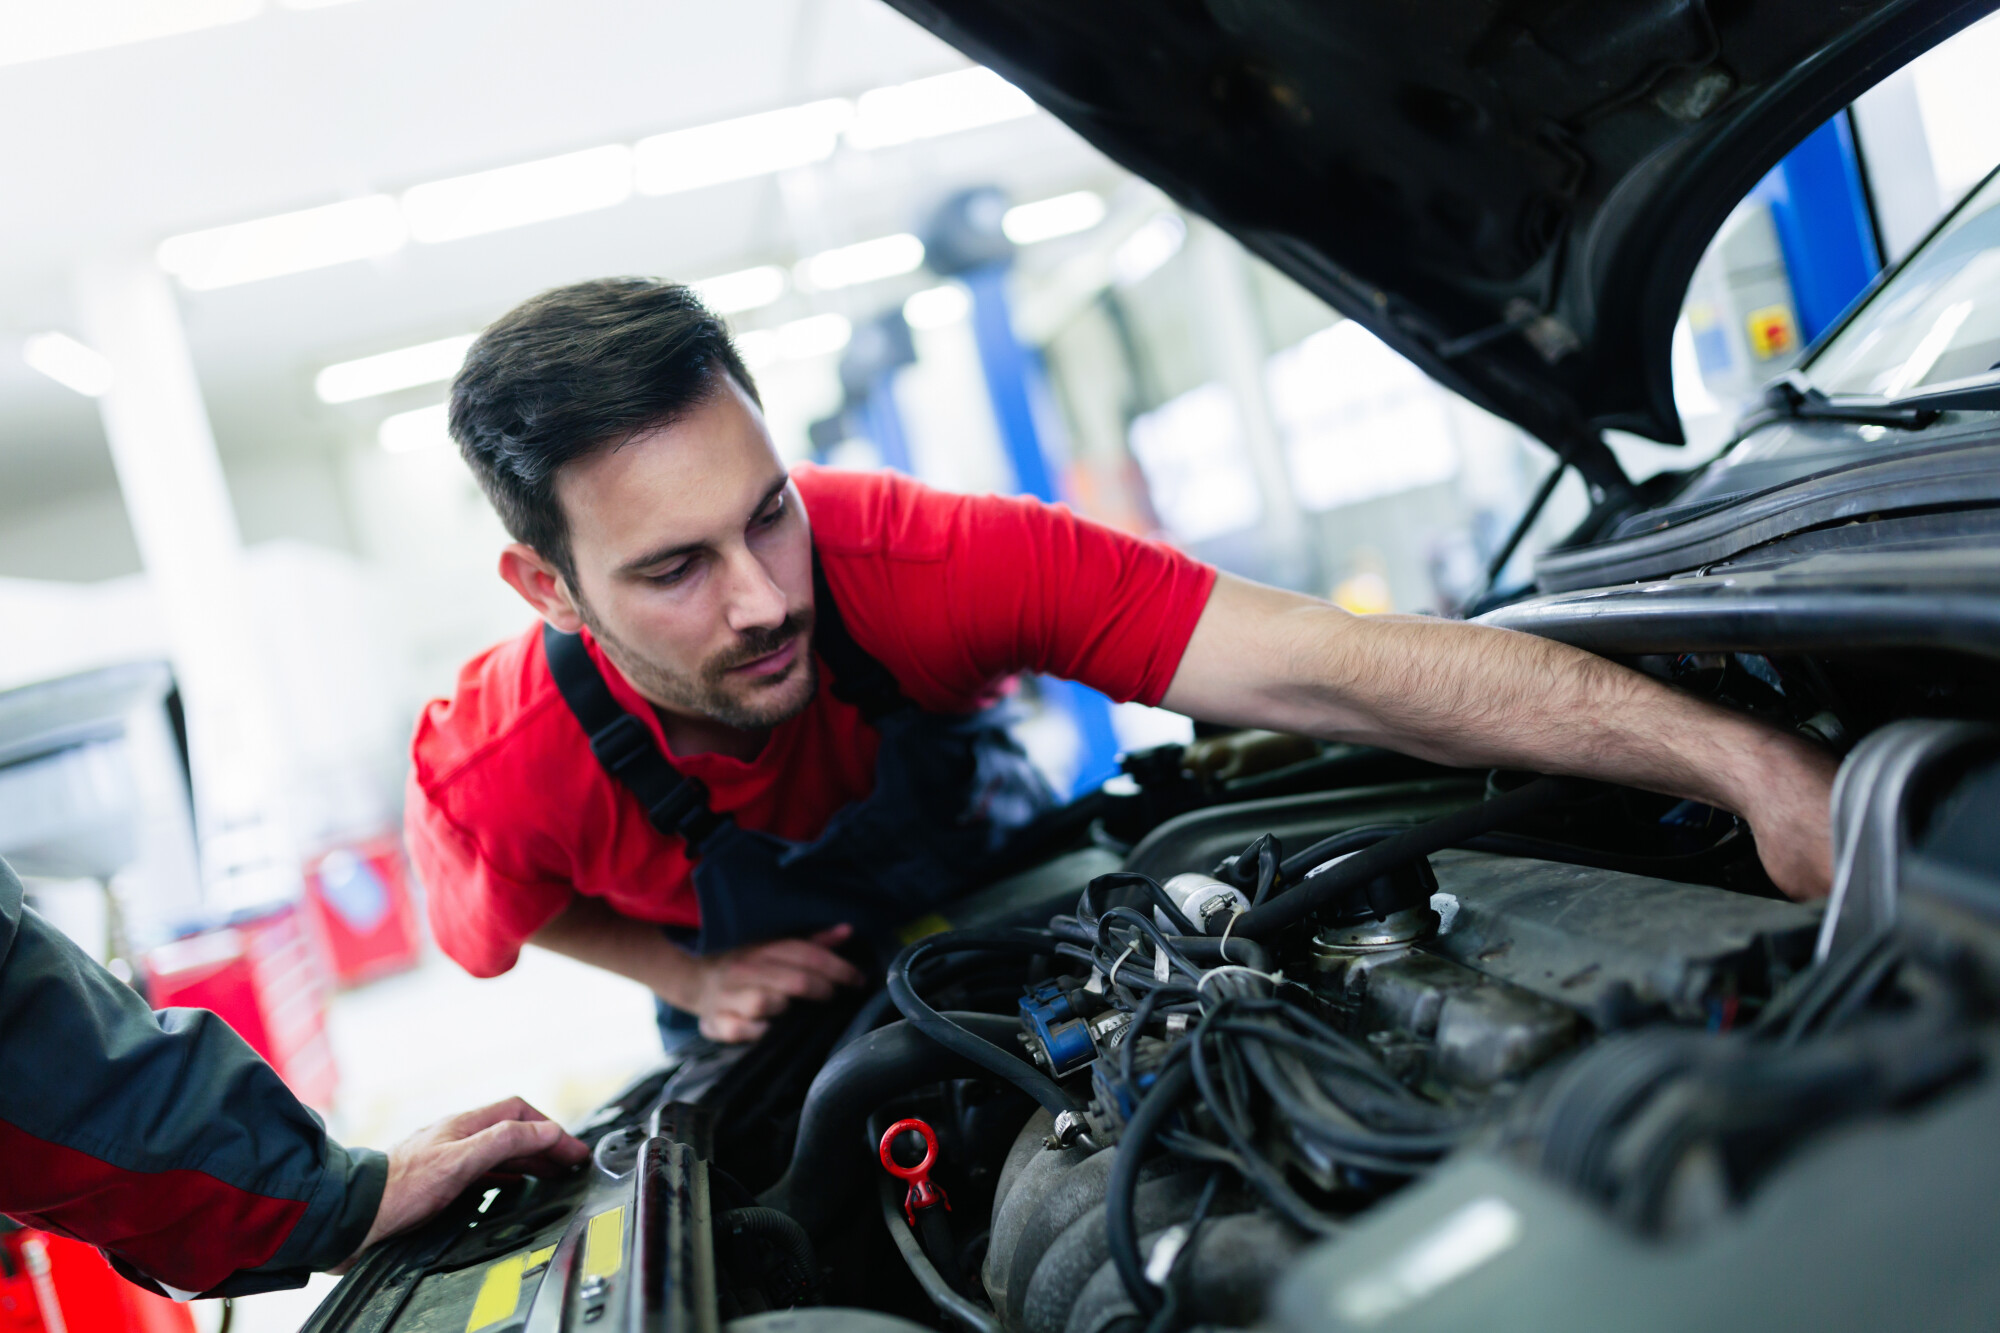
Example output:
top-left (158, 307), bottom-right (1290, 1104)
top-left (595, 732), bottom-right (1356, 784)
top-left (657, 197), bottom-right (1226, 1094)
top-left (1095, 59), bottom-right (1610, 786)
top-left (0, 0), bottom-right (1126, 511)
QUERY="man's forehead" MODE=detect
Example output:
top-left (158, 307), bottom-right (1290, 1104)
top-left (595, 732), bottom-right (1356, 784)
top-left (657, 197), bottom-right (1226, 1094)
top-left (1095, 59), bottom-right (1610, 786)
top-left (556, 391), bottom-right (787, 560)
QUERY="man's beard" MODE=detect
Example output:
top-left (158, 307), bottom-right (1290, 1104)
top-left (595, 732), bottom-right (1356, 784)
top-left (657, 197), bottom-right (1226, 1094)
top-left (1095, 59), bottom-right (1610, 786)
top-left (579, 603), bottom-right (818, 732)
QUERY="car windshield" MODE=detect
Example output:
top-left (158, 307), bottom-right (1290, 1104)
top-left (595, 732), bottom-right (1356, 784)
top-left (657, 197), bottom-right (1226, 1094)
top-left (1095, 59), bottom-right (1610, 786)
top-left (1806, 167), bottom-right (2000, 396)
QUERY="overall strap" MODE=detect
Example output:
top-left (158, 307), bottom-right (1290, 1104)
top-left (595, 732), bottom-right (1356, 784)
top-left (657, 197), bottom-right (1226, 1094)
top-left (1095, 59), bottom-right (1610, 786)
top-left (811, 551), bottom-right (909, 722)
top-left (541, 622), bottom-right (727, 852)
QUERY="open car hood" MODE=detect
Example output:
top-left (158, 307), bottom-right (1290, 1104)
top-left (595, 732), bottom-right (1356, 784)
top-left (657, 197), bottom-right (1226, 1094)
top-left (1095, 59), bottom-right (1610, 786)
top-left (885, 0), bottom-right (1999, 464)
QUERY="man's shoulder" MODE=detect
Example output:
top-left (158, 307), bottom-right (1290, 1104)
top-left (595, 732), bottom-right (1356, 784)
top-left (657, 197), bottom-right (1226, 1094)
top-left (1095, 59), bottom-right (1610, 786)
top-left (411, 620), bottom-right (576, 798)
top-left (794, 463), bottom-right (970, 563)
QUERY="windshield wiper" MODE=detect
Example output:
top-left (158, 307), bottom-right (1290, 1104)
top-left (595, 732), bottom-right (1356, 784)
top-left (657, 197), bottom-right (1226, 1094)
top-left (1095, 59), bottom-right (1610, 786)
top-left (1759, 368), bottom-right (2000, 429)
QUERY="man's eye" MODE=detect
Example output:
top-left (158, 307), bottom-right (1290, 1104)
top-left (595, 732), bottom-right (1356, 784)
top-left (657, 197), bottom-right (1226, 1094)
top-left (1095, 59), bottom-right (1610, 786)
top-left (753, 497), bottom-right (786, 529)
top-left (648, 562), bottom-right (693, 586)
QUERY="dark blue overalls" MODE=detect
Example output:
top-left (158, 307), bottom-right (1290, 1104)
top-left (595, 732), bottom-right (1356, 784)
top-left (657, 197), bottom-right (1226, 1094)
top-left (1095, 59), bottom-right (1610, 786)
top-left (543, 552), bottom-right (1057, 1047)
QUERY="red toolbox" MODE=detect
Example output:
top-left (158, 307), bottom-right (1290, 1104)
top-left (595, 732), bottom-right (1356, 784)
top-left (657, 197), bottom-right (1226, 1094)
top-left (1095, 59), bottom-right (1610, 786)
top-left (142, 904), bottom-right (338, 1109)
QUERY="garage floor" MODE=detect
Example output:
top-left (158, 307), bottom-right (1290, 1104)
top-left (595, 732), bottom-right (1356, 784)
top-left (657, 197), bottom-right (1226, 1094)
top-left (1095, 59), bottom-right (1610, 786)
top-left (217, 944), bottom-right (664, 1333)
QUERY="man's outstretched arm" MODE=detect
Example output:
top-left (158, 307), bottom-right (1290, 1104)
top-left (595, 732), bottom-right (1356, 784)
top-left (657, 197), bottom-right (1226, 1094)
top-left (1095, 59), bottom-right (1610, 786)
top-left (1160, 573), bottom-right (1837, 898)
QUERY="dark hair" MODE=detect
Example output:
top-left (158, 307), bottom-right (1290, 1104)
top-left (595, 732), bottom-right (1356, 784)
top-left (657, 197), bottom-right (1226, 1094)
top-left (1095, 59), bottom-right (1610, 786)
top-left (449, 277), bottom-right (760, 584)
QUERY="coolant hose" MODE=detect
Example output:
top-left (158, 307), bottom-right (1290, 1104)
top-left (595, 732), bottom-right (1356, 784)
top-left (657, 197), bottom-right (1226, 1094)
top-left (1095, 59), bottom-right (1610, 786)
top-left (759, 1013), bottom-right (1021, 1235)
top-left (1235, 776), bottom-right (1568, 939)
top-left (887, 930), bottom-right (1082, 1118)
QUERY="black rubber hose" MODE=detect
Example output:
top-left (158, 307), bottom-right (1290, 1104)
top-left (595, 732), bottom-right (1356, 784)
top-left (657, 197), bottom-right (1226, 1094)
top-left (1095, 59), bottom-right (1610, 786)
top-left (1106, 1056), bottom-right (1195, 1317)
top-left (1170, 935), bottom-right (1272, 974)
top-left (1235, 778), bottom-right (1568, 939)
top-left (759, 1012), bottom-right (1021, 1235)
top-left (1271, 824), bottom-right (1410, 883)
top-left (887, 931), bottom-right (1081, 1118)
top-left (719, 1207), bottom-right (821, 1303)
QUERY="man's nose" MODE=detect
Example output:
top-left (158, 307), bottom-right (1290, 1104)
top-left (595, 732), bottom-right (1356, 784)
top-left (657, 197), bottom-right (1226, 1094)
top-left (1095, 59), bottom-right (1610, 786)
top-left (722, 546), bottom-right (789, 632)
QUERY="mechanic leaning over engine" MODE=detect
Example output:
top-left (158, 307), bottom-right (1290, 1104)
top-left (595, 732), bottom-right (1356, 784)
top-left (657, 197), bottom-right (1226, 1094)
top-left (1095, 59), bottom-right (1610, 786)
top-left (0, 856), bottom-right (589, 1299)
top-left (408, 277), bottom-right (1840, 1049)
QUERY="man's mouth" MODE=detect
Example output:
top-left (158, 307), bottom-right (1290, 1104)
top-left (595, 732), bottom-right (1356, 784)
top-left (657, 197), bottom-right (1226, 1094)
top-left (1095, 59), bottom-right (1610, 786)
top-left (726, 633), bottom-right (802, 681)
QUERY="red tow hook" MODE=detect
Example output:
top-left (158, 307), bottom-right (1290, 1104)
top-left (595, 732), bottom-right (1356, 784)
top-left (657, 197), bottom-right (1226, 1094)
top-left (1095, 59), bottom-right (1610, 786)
top-left (878, 1117), bottom-right (949, 1225)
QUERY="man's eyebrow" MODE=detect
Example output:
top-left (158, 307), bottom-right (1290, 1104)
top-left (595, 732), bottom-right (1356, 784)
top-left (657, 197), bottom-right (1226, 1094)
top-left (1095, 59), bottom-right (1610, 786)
top-left (616, 475), bottom-right (789, 576)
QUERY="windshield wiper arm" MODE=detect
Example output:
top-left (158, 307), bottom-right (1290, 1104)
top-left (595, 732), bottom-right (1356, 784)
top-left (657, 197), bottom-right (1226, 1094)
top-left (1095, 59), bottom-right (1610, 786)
top-left (1761, 373), bottom-right (1940, 428)
top-left (1760, 368), bottom-right (2000, 429)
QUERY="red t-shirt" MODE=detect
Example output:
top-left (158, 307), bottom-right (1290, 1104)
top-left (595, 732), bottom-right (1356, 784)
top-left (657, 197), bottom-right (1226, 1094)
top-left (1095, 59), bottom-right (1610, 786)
top-left (407, 465), bottom-right (1217, 978)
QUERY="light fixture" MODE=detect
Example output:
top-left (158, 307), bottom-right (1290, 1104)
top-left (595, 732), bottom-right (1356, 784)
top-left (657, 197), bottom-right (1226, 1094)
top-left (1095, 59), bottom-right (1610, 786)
top-left (777, 313), bottom-right (854, 359)
top-left (736, 314), bottom-right (853, 369)
top-left (1002, 191), bottom-right (1106, 245)
top-left (158, 196), bottom-right (408, 290)
top-left (693, 266), bottom-right (787, 315)
top-left (402, 145), bottom-right (633, 244)
top-left (1110, 212), bottom-right (1187, 287)
top-left (378, 403), bottom-right (452, 454)
top-left (315, 333), bottom-right (477, 404)
top-left (635, 100), bottom-right (854, 196)
top-left (903, 284), bottom-right (971, 330)
top-left (1, 0), bottom-right (260, 69)
top-left (23, 332), bottom-right (113, 397)
top-left (846, 67), bottom-right (1036, 150)
top-left (798, 234), bottom-right (925, 291)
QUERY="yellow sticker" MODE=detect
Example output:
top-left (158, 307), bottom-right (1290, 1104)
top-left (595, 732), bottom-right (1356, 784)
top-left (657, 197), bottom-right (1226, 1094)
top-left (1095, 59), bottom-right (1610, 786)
top-left (523, 1244), bottom-right (557, 1272)
top-left (465, 1256), bottom-right (524, 1333)
top-left (1746, 304), bottom-right (1798, 359)
top-left (582, 1206), bottom-right (626, 1281)
top-left (898, 913), bottom-right (953, 944)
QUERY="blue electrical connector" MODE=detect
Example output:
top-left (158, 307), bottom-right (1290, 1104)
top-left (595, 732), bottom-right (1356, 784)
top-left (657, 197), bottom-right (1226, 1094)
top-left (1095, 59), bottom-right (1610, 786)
top-left (1019, 980), bottom-right (1096, 1077)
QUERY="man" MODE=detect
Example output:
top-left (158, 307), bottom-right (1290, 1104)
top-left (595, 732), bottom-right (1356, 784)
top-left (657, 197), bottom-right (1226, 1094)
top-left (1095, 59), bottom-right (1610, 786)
top-left (411, 278), bottom-right (1837, 1046)
top-left (0, 857), bottom-right (588, 1299)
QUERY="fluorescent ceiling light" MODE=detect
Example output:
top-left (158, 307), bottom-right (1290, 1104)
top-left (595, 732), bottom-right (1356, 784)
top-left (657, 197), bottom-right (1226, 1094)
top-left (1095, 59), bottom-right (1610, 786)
top-left (635, 99), bottom-right (853, 197)
top-left (694, 266), bottom-right (787, 315)
top-left (402, 145), bottom-right (633, 244)
top-left (903, 284), bottom-right (970, 329)
top-left (0, 0), bottom-right (261, 69)
top-left (800, 234), bottom-right (925, 291)
top-left (23, 333), bottom-right (113, 397)
top-left (777, 313), bottom-right (854, 359)
top-left (316, 333), bottom-right (476, 404)
top-left (158, 195), bottom-right (407, 290)
top-left (737, 314), bottom-right (853, 368)
top-left (1003, 191), bottom-right (1106, 245)
top-left (378, 402), bottom-right (452, 454)
top-left (1111, 212), bottom-right (1187, 287)
top-left (847, 67), bottom-right (1036, 150)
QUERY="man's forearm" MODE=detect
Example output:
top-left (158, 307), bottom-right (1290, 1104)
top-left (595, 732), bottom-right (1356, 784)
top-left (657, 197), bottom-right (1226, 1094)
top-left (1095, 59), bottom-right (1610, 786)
top-left (528, 895), bottom-right (704, 1009)
top-left (1162, 574), bottom-right (1836, 893)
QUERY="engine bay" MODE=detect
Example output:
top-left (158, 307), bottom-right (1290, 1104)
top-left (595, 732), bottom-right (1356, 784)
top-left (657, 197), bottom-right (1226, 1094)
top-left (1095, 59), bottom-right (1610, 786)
top-left (307, 721), bottom-right (2000, 1333)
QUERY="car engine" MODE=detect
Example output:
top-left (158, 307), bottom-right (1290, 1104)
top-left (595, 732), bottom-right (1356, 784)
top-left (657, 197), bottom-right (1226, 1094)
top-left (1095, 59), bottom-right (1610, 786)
top-left (307, 716), bottom-right (2000, 1333)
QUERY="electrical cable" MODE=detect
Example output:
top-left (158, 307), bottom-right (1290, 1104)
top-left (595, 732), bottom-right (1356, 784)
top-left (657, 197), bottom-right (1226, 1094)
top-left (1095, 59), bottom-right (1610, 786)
top-left (1105, 1055), bottom-right (1195, 1316)
top-left (1236, 778), bottom-right (1568, 937)
top-left (1185, 1005), bottom-right (1339, 1237)
top-left (886, 930), bottom-right (1080, 1116)
top-left (1139, 1170), bottom-right (1224, 1333)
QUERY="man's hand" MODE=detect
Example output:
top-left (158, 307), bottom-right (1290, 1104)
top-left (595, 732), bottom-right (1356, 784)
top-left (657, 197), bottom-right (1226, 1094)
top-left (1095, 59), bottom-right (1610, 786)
top-left (342, 1097), bottom-right (588, 1267)
top-left (687, 924), bottom-right (867, 1042)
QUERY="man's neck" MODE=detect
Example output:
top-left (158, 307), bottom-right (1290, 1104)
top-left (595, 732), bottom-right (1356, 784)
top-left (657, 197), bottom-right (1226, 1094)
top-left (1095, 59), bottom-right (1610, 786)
top-left (654, 707), bottom-right (770, 763)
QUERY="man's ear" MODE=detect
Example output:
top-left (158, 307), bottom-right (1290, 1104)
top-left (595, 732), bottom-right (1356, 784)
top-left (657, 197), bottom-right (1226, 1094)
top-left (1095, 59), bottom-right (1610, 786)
top-left (498, 543), bottom-right (586, 633)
